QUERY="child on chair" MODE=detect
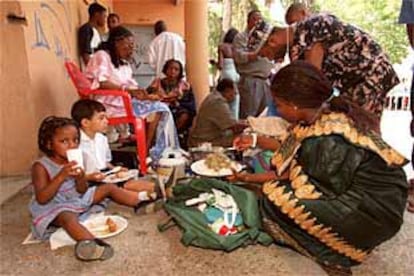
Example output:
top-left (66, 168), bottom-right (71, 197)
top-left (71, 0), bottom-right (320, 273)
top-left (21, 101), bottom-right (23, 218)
top-left (71, 99), bottom-right (156, 196)
top-left (29, 116), bottom-right (150, 261)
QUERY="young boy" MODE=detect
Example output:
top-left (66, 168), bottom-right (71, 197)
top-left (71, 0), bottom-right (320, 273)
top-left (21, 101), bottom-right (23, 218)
top-left (71, 99), bottom-right (156, 202)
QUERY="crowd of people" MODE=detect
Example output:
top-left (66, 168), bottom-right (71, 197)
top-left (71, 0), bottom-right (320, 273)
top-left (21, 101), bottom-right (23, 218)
top-left (28, 1), bottom-right (412, 273)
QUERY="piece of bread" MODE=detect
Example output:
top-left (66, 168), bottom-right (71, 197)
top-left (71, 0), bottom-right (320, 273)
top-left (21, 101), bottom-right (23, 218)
top-left (115, 171), bottom-right (129, 179)
top-left (106, 218), bottom-right (117, 233)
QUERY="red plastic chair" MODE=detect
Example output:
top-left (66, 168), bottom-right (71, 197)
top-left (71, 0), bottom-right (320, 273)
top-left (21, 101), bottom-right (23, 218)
top-left (65, 61), bottom-right (147, 175)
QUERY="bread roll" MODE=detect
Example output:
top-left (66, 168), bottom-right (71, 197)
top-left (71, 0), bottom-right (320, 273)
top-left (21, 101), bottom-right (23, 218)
top-left (106, 218), bottom-right (117, 233)
top-left (115, 171), bottom-right (129, 179)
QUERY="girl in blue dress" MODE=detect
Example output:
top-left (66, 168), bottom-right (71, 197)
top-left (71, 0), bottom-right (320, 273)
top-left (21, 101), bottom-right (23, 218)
top-left (30, 116), bottom-right (146, 261)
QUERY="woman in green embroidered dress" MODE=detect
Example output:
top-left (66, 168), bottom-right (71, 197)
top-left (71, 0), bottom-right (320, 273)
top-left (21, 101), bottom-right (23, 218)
top-left (231, 61), bottom-right (408, 273)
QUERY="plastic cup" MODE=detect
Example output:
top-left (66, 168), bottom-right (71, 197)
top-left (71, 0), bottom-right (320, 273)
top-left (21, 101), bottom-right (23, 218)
top-left (66, 149), bottom-right (84, 169)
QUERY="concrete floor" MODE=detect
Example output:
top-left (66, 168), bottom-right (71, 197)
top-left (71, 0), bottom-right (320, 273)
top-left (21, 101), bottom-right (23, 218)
top-left (0, 185), bottom-right (413, 276)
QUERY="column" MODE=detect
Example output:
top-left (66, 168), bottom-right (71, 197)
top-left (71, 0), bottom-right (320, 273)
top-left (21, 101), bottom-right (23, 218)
top-left (184, 0), bottom-right (209, 108)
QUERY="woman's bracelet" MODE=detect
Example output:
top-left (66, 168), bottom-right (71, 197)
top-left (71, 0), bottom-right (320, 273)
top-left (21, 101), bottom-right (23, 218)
top-left (250, 133), bottom-right (257, 148)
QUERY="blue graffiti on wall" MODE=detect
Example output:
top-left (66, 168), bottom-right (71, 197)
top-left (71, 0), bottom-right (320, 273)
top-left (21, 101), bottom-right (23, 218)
top-left (32, 11), bottom-right (50, 50)
top-left (32, 1), bottom-right (72, 60)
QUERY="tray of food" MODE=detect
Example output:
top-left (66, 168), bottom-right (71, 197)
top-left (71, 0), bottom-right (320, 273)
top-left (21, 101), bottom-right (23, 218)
top-left (102, 169), bottom-right (138, 184)
top-left (82, 215), bottom-right (128, 239)
top-left (190, 152), bottom-right (243, 177)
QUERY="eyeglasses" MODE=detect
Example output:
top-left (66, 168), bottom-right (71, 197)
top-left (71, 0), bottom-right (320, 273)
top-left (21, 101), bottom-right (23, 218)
top-left (115, 37), bottom-right (136, 50)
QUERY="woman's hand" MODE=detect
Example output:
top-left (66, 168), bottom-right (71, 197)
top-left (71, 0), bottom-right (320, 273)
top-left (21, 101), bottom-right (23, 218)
top-left (147, 94), bottom-right (161, 101)
top-left (233, 134), bottom-right (253, 151)
top-left (228, 170), bottom-right (279, 184)
top-left (162, 94), bottom-right (179, 104)
top-left (129, 89), bottom-right (148, 100)
top-left (227, 169), bottom-right (250, 183)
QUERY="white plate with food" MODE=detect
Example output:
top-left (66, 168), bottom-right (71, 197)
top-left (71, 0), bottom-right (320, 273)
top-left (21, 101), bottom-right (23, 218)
top-left (102, 169), bottom-right (139, 184)
top-left (82, 215), bottom-right (128, 239)
top-left (190, 152), bottom-right (243, 177)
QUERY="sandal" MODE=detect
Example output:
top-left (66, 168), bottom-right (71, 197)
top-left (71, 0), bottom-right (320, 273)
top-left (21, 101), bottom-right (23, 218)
top-left (407, 179), bottom-right (414, 213)
top-left (134, 198), bottom-right (164, 215)
top-left (75, 239), bottom-right (114, 262)
top-left (320, 263), bottom-right (352, 276)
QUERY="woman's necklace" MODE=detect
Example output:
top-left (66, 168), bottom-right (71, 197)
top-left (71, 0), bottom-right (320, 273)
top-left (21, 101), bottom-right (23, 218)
top-left (162, 78), bottom-right (178, 93)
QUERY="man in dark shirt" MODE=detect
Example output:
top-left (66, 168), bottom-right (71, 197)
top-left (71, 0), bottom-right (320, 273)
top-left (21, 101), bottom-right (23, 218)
top-left (78, 3), bottom-right (107, 66)
top-left (188, 79), bottom-right (247, 147)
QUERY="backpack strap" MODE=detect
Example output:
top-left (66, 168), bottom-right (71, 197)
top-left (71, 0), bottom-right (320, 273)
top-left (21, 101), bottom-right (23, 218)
top-left (157, 216), bottom-right (176, 232)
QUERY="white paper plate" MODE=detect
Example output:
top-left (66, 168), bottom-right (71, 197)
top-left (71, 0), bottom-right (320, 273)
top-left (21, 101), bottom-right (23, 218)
top-left (82, 215), bottom-right (128, 239)
top-left (103, 169), bottom-right (138, 184)
top-left (190, 159), bottom-right (243, 177)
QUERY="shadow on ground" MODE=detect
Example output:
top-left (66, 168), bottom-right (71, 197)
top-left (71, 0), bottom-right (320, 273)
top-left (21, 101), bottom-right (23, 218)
top-left (1, 186), bottom-right (413, 275)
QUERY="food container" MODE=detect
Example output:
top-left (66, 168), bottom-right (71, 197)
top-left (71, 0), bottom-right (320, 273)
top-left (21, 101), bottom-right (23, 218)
top-left (158, 157), bottom-right (186, 179)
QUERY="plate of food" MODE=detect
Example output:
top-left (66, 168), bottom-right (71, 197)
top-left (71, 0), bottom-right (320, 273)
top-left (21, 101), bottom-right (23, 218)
top-left (103, 169), bottom-right (139, 184)
top-left (190, 152), bottom-right (243, 177)
top-left (82, 215), bottom-right (128, 239)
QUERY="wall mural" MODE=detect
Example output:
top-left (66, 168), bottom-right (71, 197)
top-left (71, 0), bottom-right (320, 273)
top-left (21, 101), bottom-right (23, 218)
top-left (32, 1), bottom-right (72, 61)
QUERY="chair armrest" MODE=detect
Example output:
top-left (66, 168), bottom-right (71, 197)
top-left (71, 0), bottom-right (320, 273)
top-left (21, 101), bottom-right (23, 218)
top-left (89, 89), bottom-right (135, 118)
top-left (89, 89), bottom-right (131, 97)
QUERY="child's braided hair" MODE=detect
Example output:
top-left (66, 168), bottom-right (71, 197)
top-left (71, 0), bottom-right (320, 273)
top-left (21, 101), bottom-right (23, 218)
top-left (38, 116), bottom-right (79, 156)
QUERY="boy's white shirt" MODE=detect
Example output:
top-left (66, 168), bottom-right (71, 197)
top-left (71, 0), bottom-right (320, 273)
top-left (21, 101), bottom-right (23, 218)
top-left (79, 129), bottom-right (112, 174)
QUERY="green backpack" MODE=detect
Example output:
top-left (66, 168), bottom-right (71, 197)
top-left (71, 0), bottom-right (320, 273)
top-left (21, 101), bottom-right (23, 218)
top-left (159, 178), bottom-right (272, 252)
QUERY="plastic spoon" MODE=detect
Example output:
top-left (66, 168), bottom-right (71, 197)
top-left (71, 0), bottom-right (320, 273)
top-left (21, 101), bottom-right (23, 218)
top-left (103, 166), bottom-right (122, 176)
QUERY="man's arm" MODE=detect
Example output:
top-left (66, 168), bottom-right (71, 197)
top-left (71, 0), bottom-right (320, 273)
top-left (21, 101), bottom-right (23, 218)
top-left (78, 25), bottom-right (93, 65)
top-left (232, 33), bottom-right (258, 64)
top-left (147, 41), bottom-right (156, 70)
top-left (217, 45), bottom-right (224, 70)
top-left (399, 0), bottom-right (414, 49)
top-left (304, 42), bottom-right (324, 70)
top-left (407, 24), bottom-right (414, 49)
top-left (81, 53), bottom-right (91, 65)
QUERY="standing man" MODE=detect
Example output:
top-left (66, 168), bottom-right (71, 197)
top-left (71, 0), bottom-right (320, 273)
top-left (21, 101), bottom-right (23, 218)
top-left (102, 13), bottom-right (121, 41)
top-left (285, 3), bottom-right (311, 25)
top-left (148, 20), bottom-right (186, 78)
top-left (233, 10), bottom-right (276, 119)
top-left (78, 2), bottom-right (107, 66)
top-left (399, 0), bottom-right (414, 212)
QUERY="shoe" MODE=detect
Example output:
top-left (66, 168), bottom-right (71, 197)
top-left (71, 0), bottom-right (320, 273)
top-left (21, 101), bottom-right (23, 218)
top-left (408, 179), bottom-right (414, 213)
top-left (74, 239), bottom-right (114, 262)
top-left (320, 263), bottom-right (352, 276)
top-left (134, 198), bottom-right (164, 215)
